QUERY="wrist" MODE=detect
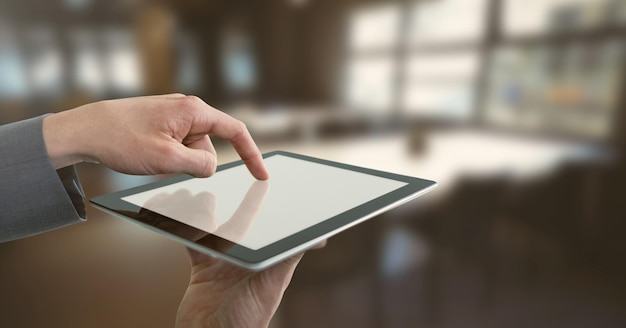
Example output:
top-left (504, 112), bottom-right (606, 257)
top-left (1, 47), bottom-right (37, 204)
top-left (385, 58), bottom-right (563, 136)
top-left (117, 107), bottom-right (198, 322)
top-left (43, 111), bottom-right (88, 169)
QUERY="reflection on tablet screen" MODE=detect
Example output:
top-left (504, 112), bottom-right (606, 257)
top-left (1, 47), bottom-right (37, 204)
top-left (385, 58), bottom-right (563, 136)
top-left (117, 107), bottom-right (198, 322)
top-left (137, 180), bottom-right (269, 243)
top-left (122, 155), bottom-right (407, 250)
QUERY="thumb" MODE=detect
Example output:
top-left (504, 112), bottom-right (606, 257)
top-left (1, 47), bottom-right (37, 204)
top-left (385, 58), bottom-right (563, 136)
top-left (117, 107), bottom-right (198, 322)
top-left (171, 144), bottom-right (217, 178)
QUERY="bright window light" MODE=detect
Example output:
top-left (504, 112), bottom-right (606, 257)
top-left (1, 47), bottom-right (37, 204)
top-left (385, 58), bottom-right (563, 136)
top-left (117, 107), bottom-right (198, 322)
top-left (24, 28), bottom-right (64, 97)
top-left (345, 56), bottom-right (395, 113)
top-left (409, 0), bottom-right (488, 45)
top-left (0, 32), bottom-right (28, 99)
top-left (221, 28), bottom-right (257, 93)
top-left (345, 4), bottom-right (401, 114)
top-left (402, 82), bottom-right (475, 119)
top-left (406, 52), bottom-right (480, 81)
top-left (402, 52), bottom-right (479, 119)
top-left (503, 0), bottom-right (613, 36)
top-left (349, 4), bottom-right (401, 51)
top-left (103, 29), bottom-right (143, 94)
top-left (72, 29), bottom-right (105, 95)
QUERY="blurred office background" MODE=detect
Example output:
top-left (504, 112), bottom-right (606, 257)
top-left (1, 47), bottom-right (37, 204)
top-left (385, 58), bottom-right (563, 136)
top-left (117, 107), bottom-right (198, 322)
top-left (2, 0), bottom-right (626, 327)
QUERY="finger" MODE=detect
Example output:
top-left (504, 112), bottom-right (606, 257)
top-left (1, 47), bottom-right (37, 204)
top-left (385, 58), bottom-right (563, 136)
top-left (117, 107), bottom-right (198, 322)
top-left (186, 247), bottom-right (218, 267)
top-left (184, 134), bottom-right (216, 158)
top-left (208, 115), bottom-right (268, 180)
top-left (170, 144), bottom-right (217, 178)
top-left (270, 239), bottom-right (325, 272)
top-left (183, 97), bottom-right (269, 180)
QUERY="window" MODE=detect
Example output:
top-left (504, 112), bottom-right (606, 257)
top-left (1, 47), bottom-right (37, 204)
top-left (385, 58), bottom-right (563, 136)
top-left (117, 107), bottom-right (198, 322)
top-left (344, 4), bottom-right (401, 114)
top-left (0, 27), bottom-right (28, 99)
top-left (485, 0), bottom-right (626, 139)
top-left (408, 0), bottom-right (488, 45)
top-left (23, 27), bottom-right (65, 98)
top-left (344, 0), bottom-right (487, 120)
top-left (342, 0), bottom-right (625, 139)
top-left (349, 4), bottom-right (401, 51)
top-left (71, 29), bottom-right (106, 95)
top-left (484, 40), bottom-right (626, 139)
top-left (402, 52), bottom-right (480, 119)
top-left (503, 0), bottom-right (626, 36)
top-left (103, 28), bottom-right (144, 95)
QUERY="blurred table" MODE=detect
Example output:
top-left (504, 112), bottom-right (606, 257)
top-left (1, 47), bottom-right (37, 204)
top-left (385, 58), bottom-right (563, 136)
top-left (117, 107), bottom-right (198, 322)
top-left (248, 128), bottom-right (609, 197)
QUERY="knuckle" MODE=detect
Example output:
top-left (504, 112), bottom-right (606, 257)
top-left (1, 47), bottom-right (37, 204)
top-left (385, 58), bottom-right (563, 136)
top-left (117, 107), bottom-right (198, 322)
top-left (179, 95), bottom-right (204, 111)
top-left (157, 143), bottom-right (179, 163)
top-left (233, 120), bottom-right (248, 138)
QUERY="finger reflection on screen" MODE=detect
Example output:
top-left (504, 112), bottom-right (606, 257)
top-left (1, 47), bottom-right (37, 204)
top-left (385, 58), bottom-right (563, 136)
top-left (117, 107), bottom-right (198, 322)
top-left (143, 189), bottom-right (218, 233)
top-left (212, 180), bottom-right (270, 243)
top-left (140, 180), bottom-right (270, 245)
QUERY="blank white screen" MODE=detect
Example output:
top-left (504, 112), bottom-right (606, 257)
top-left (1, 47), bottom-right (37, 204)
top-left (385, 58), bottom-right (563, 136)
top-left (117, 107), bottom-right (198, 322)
top-left (122, 155), bottom-right (407, 250)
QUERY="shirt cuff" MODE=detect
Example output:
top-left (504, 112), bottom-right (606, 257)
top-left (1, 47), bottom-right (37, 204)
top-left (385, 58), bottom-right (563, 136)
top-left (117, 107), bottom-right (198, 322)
top-left (57, 165), bottom-right (87, 219)
top-left (0, 115), bottom-right (86, 242)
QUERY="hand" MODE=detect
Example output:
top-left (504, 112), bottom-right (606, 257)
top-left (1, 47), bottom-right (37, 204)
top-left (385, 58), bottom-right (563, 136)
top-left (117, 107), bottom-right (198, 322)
top-left (42, 94), bottom-right (268, 180)
top-left (175, 249), bottom-right (303, 328)
top-left (176, 242), bottom-right (326, 328)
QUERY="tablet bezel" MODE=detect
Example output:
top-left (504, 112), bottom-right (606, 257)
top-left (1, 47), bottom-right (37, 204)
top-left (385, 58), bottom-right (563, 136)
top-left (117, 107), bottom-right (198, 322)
top-left (90, 150), bottom-right (437, 270)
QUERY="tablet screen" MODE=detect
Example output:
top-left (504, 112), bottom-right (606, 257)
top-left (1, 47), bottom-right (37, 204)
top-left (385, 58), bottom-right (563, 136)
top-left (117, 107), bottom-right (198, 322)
top-left (122, 154), bottom-right (408, 250)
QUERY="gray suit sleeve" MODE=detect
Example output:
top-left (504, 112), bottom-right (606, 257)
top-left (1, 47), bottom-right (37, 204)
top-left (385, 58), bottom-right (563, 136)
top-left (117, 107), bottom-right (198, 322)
top-left (0, 115), bottom-right (86, 242)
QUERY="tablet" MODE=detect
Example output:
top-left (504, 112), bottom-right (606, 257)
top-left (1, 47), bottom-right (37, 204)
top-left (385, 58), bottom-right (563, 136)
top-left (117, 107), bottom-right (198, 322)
top-left (90, 150), bottom-right (436, 270)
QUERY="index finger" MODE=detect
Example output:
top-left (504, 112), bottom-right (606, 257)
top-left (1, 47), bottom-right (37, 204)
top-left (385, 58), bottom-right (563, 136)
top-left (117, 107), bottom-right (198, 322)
top-left (186, 97), bottom-right (269, 180)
